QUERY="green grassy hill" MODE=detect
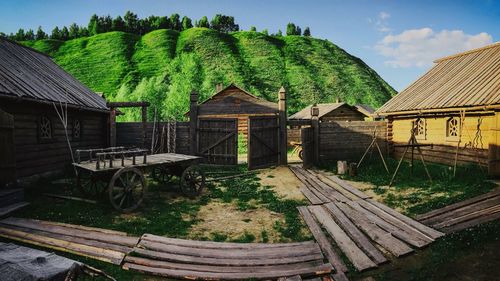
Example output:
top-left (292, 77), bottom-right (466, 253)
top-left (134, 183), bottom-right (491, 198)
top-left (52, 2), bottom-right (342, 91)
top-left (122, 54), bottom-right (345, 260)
top-left (23, 28), bottom-right (396, 120)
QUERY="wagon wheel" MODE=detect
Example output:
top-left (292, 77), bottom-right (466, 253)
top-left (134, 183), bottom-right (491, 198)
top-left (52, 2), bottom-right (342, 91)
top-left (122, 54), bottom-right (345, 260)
top-left (108, 167), bottom-right (147, 213)
top-left (298, 149), bottom-right (304, 160)
top-left (77, 171), bottom-right (106, 198)
top-left (152, 166), bottom-right (174, 184)
top-left (180, 165), bottom-right (205, 198)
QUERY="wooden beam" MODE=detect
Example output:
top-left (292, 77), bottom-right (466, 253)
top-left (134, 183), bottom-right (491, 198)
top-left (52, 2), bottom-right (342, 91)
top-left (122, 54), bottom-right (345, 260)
top-left (279, 87), bottom-right (288, 165)
top-left (107, 101), bottom-right (150, 108)
top-left (189, 92), bottom-right (198, 155)
top-left (311, 105), bottom-right (320, 166)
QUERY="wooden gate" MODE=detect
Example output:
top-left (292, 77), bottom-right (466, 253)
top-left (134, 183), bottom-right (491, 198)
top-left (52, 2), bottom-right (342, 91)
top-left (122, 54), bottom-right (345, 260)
top-left (248, 116), bottom-right (280, 170)
top-left (301, 127), bottom-right (314, 169)
top-left (0, 108), bottom-right (15, 185)
top-left (197, 118), bottom-right (238, 165)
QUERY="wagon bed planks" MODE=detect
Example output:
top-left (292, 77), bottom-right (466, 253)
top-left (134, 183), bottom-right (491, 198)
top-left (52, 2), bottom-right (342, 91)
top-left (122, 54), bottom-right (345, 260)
top-left (417, 189), bottom-right (500, 233)
top-left (0, 217), bottom-right (139, 265)
top-left (73, 153), bottom-right (201, 172)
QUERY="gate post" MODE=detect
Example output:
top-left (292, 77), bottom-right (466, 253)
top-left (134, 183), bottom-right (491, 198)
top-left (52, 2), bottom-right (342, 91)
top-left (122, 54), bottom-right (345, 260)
top-left (189, 91), bottom-right (199, 155)
top-left (278, 87), bottom-right (287, 165)
top-left (109, 107), bottom-right (117, 147)
top-left (311, 105), bottom-right (320, 165)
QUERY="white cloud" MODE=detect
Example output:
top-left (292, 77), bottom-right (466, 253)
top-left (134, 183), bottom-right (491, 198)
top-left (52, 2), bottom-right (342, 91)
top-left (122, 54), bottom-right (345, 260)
top-left (379, 12), bottom-right (390, 20)
top-left (370, 11), bottom-right (391, 33)
top-left (375, 28), bottom-right (493, 68)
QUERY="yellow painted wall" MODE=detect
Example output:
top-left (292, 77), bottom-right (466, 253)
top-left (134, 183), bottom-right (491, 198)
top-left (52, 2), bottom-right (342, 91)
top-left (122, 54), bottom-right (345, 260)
top-left (389, 112), bottom-right (497, 171)
top-left (392, 114), bottom-right (493, 149)
top-left (488, 111), bottom-right (500, 176)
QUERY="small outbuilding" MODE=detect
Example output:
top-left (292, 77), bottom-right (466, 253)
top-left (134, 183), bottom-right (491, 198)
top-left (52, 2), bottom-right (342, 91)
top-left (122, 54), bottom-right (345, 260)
top-left (289, 103), bottom-right (374, 122)
top-left (191, 83), bottom-right (279, 138)
top-left (0, 38), bottom-right (109, 185)
top-left (376, 42), bottom-right (500, 176)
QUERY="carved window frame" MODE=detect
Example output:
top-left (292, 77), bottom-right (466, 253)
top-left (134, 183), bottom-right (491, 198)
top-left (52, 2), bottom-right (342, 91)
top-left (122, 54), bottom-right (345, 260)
top-left (414, 118), bottom-right (426, 140)
top-left (72, 119), bottom-right (82, 140)
top-left (445, 117), bottom-right (460, 142)
top-left (38, 116), bottom-right (53, 143)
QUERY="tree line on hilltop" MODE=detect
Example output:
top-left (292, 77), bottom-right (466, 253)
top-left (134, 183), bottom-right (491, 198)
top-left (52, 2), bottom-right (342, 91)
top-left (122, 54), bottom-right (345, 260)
top-left (1, 11), bottom-right (311, 41)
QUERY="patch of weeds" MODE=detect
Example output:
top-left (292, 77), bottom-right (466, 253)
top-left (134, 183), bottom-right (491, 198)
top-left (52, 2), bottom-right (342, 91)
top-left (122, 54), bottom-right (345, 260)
top-left (335, 158), bottom-right (496, 216)
top-left (207, 165), bottom-right (311, 241)
top-left (372, 185), bottom-right (387, 195)
top-left (261, 230), bottom-right (269, 243)
top-left (231, 231), bottom-right (256, 243)
top-left (211, 232), bottom-right (228, 242)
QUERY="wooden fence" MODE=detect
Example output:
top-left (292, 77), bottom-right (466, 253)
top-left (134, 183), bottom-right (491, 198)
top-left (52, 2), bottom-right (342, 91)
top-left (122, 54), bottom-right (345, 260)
top-left (318, 121), bottom-right (387, 163)
top-left (116, 122), bottom-right (190, 154)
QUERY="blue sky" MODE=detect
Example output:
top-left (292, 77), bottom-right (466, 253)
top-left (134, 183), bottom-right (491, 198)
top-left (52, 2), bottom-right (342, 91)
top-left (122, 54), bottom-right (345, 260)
top-left (0, 0), bottom-right (498, 91)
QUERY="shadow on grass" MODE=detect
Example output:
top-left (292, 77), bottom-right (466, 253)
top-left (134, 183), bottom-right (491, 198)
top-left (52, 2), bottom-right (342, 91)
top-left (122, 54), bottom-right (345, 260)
top-left (321, 158), bottom-right (496, 217)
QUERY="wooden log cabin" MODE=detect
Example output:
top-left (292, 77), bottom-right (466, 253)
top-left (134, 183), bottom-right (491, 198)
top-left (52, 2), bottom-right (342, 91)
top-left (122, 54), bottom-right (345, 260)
top-left (376, 42), bottom-right (500, 176)
top-left (0, 38), bottom-right (109, 185)
top-left (287, 103), bottom-right (375, 145)
top-left (289, 103), bottom-right (374, 122)
top-left (189, 83), bottom-right (279, 138)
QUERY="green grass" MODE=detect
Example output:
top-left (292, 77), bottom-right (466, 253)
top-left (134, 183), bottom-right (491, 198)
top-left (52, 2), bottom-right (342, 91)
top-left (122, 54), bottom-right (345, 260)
top-left (22, 28), bottom-right (396, 120)
top-left (351, 220), bottom-right (500, 281)
top-left (328, 158), bottom-right (497, 217)
top-left (6, 164), bottom-right (310, 279)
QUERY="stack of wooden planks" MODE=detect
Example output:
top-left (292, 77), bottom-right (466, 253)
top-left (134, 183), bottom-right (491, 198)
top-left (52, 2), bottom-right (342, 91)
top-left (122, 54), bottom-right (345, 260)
top-left (122, 233), bottom-right (333, 280)
top-left (416, 188), bottom-right (500, 233)
top-left (291, 166), bottom-right (444, 275)
top-left (0, 217), bottom-right (139, 265)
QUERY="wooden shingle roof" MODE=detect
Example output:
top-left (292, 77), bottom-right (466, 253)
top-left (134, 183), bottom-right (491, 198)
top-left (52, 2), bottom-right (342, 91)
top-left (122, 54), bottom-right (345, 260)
top-left (289, 103), bottom-right (373, 120)
top-left (377, 42), bottom-right (500, 115)
top-left (0, 38), bottom-right (107, 110)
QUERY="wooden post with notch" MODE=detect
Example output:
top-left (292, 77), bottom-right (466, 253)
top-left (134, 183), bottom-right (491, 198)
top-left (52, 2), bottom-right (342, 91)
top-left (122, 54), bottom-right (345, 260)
top-left (189, 91), bottom-right (199, 155)
top-left (278, 87), bottom-right (287, 165)
top-left (142, 105), bottom-right (148, 149)
top-left (311, 105), bottom-right (320, 166)
top-left (109, 107), bottom-right (117, 147)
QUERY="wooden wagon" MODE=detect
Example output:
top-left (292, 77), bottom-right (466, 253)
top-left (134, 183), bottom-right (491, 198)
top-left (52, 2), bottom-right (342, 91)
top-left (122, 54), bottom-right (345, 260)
top-left (73, 147), bottom-right (205, 212)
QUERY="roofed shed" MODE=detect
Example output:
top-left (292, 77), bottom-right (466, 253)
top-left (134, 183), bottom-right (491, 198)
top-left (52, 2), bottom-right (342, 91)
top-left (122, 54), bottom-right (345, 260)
top-left (0, 38), bottom-right (109, 185)
top-left (192, 84), bottom-right (279, 137)
top-left (289, 103), bottom-right (374, 122)
top-left (377, 42), bottom-right (500, 176)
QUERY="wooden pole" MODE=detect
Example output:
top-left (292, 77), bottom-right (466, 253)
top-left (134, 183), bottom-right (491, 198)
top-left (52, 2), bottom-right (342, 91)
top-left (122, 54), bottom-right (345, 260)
top-left (109, 107), bottom-right (117, 147)
top-left (311, 105), bottom-right (320, 166)
top-left (142, 105), bottom-right (148, 149)
top-left (189, 91), bottom-right (199, 155)
top-left (278, 87), bottom-right (287, 165)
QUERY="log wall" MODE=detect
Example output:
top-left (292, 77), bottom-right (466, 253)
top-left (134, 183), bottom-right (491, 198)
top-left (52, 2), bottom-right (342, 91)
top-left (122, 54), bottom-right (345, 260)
top-left (116, 121), bottom-right (190, 155)
top-left (318, 121), bottom-right (387, 162)
top-left (389, 113), bottom-right (494, 168)
top-left (0, 101), bottom-right (108, 179)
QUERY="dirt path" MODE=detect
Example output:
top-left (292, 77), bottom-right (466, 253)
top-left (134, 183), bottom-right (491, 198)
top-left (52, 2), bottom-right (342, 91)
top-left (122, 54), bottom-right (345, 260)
top-left (188, 200), bottom-right (286, 242)
top-left (258, 166), bottom-right (305, 200)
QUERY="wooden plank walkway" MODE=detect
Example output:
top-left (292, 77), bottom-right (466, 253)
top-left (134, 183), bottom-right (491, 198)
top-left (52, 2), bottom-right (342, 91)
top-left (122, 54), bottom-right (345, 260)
top-left (0, 217), bottom-right (139, 265)
top-left (123, 233), bottom-right (333, 280)
top-left (291, 165), bottom-right (444, 275)
top-left (417, 189), bottom-right (500, 233)
top-left (0, 217), bottom-right (333, 280)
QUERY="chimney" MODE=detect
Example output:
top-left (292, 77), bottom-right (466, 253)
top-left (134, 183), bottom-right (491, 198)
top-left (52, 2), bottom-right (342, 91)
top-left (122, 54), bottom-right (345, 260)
top-left (216, 83), bottom-right (223, 92)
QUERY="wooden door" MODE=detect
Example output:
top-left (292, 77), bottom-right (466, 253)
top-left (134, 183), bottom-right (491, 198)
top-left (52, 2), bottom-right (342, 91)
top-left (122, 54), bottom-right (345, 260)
top-left (248, 116), bottom-right (280, 170)
top-left (197, 118), bottom-right (238, 165)
top-left (0, 108), bottom-right (15, 185)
